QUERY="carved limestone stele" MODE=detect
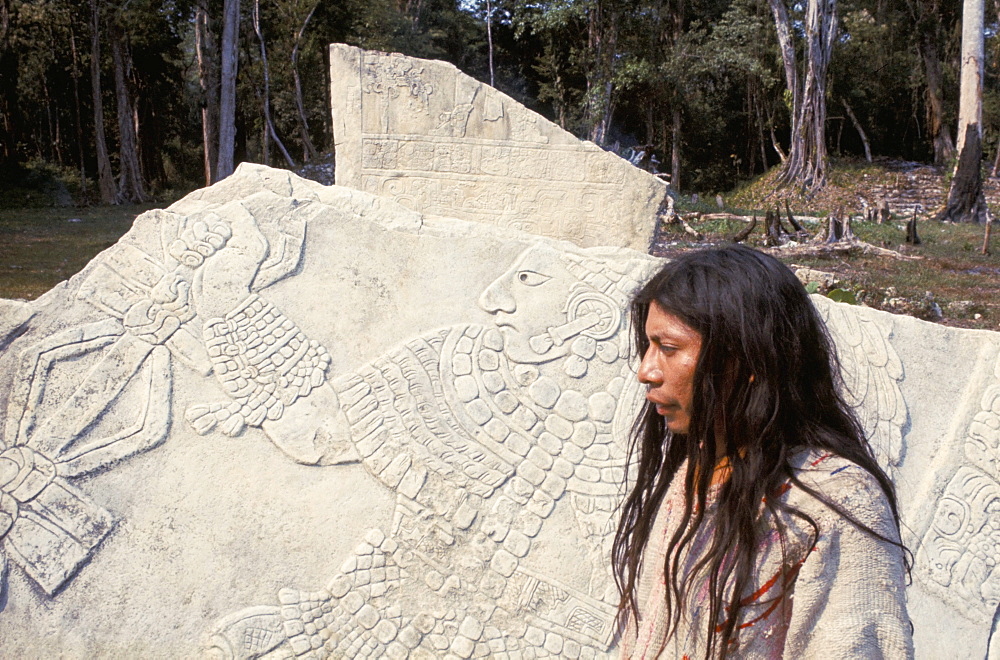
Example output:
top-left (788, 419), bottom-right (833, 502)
top-left (0, 164), bottom-right (997, 658)
top-left (329, 44), bottom-right (668, 252)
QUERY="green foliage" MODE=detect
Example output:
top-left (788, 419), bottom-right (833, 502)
top-left (826, 288), bottom-right (858, 305)
top-left (0, 0), bottom-right (997, 198)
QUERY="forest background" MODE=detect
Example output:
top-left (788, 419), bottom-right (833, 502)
top-left (1, 0), bottom-right (999, 204)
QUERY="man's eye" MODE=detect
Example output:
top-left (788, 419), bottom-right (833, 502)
top-left (517, 270), bottom-right (551, 286)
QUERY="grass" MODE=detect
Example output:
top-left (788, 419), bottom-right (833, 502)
top-left (0, 204), bottom-right (160, 300)
top-left (653, 214), bottom-right (1000, 331)
top-left (3, 158), bottom-right (999, 333)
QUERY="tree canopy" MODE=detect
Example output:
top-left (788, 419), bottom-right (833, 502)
top-left (0, 0), bottom-right (997, 198)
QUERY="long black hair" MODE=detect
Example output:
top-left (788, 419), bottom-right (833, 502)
top-left (612, 244), bottom-right (908, 658)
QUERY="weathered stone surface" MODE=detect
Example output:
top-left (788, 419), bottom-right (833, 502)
top-left (0, 163), bottom-right (996, 658)
top-left (329, 43), bottom-right (667, 251)
top-left (0, 299), bottom-right (32, 349)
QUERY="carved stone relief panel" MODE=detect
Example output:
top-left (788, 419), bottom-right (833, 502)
top-left (204, 242), bottom-right (654, 659)
top-left (813, 296), bottom-right (908, 478)
top-left (0, 191), bottom-right (321, 605)
top-left (2, 164), bottom-right (999, 658)
top-left (331, 43), bottom-right (667, 251)
top-left (915, 350), bottom-right (1000, 621)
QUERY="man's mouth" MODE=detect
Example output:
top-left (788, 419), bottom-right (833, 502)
top-left (647, 395), bottom-right (678, 415)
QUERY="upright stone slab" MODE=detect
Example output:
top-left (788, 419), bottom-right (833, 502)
top-left (329, 43), bottom-right (667, 251)
top-left (0, 164), bottom-right (997, 658)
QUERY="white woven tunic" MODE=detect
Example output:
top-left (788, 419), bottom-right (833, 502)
top-left (620, 450), bottom-right (914, 659)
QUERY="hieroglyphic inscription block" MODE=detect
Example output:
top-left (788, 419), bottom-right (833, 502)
top-left (330, 44), bottom-right (667, 250)
top-left (916, 353), bottom-right (1000, 621)
top-left (918, 467), bottom-right (1000, 618)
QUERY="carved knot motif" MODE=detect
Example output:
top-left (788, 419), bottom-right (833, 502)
top-left (187, 295), bottom-right (332, 436)
top-left (0, 441), bottom-right (113, 595)
top-left (167, 219), bottom-right (232, 268)
top-left (122, 272), bottom-right (195, 345)
top-left (0, 447), bottom-right (55, 538)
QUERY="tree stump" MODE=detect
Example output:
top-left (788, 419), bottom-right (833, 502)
top-left (905, 211), bottom-right (921, 245)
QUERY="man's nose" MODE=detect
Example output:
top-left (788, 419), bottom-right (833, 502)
top-left (478, 277), bottom-right (516, 314)
top-left (637, 347), bottom-right (661, 385)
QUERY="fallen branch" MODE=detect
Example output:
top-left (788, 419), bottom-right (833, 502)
top-left (763, 239), bottom-right (921, 261)
top-left (680, 217), bottom-right (704, 240)
top-left (696, 213), bottom-right (749, 222)
top-left (729, 215), bottom-right (757, 243)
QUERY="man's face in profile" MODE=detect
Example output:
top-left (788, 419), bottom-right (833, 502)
top-left (478, 246), bottom-right (578, 365)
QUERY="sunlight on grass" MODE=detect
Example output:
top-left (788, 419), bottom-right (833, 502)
top-left (656, 214), bottom-right (1000, 330)
top-left (0, 204), bottom-right (159, 300)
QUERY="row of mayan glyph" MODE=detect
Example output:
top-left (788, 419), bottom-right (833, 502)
top-left (0, 163), bottom-right (997, 658)
top-left (329, 43), bottom-right (668, 253)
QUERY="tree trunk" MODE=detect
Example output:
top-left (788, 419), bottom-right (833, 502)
top-left (954, 0), bottom-right (983, 157)
top-left (70, 28), bottom-right (87, 193)
top-left (585, 0), bottom-right (618, 146)
top-left (991, 136), bottom-right (1000, 178)
top-left (769, 111), bottom-right (787, 163)
top-left (920, 37), bottom-right (956, 165)
top-left (766, 0), bottom-right (799, 142)
top-left (842, 98), bottom-right (872, 162)
top-left (216, 0), bottom-right (240, 181)
top-left (778, 0), bottom-right (836, 190)
top-left (937, 0), bottom-right (986, 222)
top-left (671, 106), bottom-right (681, 192)
top-left (0, 0), bottom-right (19, 168)
top-left (251, 0), bottom-right (294, 169)
top-left (291, 3), bottom-right (319, 162)
top-left (90, 0), bottom-right (117, 204)
top-left (195, 0), bottom-right (218, 186)
top-left (110, 23), bottom-right (147, 203)
top-left (753, 90), bottom-right (769, 173)
top-left (486, 0), bottom-right (495, 87)
top-left (252, 0), bottom-right (270, 166)
top-left (938, 125), bottom-right (987, 222)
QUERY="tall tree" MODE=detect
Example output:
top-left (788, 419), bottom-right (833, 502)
top-left (937, 0), bottom-right (986, 222)
top-left (908, 0), bottom-right (957, 165)
top-left (289, 0), bottom-right (319, 162)
top-left (69, 26), bottom-right (87, 192)
top-left (110, 19), bottom-right (147, 202)
top-left (89, 0), bottom-right (117, 203)
top-left (0, 0), bottom-right (19, 169)
top-left (216, 0), bottom-right (240, 180)
top-left (769, 0), bottom-right (837, 189)
top-left (585, 0), bottom-right (620, 145)
top-left (195, 0), bottom-right (219, 185)
top-left (252, 0), bottom-right (295, 168)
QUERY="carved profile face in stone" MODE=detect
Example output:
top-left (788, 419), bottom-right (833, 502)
top-left (478, 245), bottom-right (625, 366)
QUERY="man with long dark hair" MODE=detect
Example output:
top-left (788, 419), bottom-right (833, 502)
top-left (613, 245), bottom-right (913, 658)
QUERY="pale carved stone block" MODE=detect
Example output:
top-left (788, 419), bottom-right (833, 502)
top-left (330, 43), bottom-right (667, 251)
top-left (0, 164), bottom-right (998, 658)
